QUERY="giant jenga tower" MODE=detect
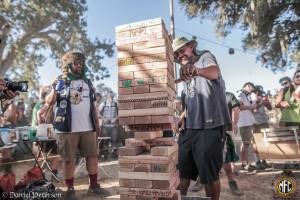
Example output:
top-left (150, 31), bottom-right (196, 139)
top-left (116, 18), bottom-right (181, 200)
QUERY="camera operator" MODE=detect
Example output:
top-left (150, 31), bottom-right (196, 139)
top-left (0, 79), bottom-right (19, 113)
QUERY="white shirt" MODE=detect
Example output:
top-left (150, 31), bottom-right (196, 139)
top-left (70, 80), bottom-right (93, 132)
top-left (237, 91), bottom-right (255, 127)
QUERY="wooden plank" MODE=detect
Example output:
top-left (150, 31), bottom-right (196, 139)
top-left (127, 124), bottom-right (174, 132)
top-left (151, 163), bottom-right (174, 173)
top-left (134, 163), bottom-right (151, 172)
top-left (146, 137), bottom-right (176, 146)
top-left (118, 171), bottom-right (175, 181)
top-left (134, 116), bottom-right (152, 124)
top-left (119, 163), bottom-right (135, 172)
top-left (151, 145), bottom-right (178, 157)
top-left (116, 32), bottom-right (164, 46)
top-left (118, 44), bottom-right (133, 51)
top-left (115, 18), bottom-right (162, 32)
top-left (159, 190), bottom-right (181, 200)
top-left (152, 172), bottom-right (179, 189)
top-left (119, 186), bottom-right (175, 198)
top-left (119, 72), bottom-right (134, 80)
top-left (134, 69), bottom-right (168, 79)
top-left (119, 153), bottom-right (174, 165)
top-left (119, 102), bottom-right (135, 110)
top-left (118, 92), bottom-right (169, 102)
top-left (150, 101), bottom-right (173, 109)
top-left (133, 85), bottom-right (150, 94)
top-left (116, 30), bottom-right (131, 38)
top-left (151, 115), bottom-right (174, 124)
top-left (119, 107), bottom-right (173, 117)
top-left (134, 101), bottom-right (151, 109)
top-left (120, 179), bottom-right (136, 188)
top-left (135, 179), bottom-right (153, 189)
top-left (133, 39), bottom-right (165, 50)
top-left (118, 62), bottom-right (170, 73)
top-left (119, 117), bottom-right (135, 125)
top-left (150, 84), bottom-right (169, 93)
top-left (135, 131), bottom-right (163, 140)
top-left (119, 87), bottom-right (134, 95)
top-left (119, 146), bottom-right (145, 156)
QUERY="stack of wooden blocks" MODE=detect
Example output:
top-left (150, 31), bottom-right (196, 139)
top-left (116, 18), bottom-right (180, 200)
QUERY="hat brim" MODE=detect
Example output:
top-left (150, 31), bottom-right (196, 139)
top-left (173, 40), bottom-right (197, 63)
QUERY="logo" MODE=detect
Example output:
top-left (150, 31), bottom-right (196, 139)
top-left (273, 170), bottom-right (297, 198)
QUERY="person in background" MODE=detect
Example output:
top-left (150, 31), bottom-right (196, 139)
top-left (276, 70), bottom-right (300, 127)
top-left (252, 86), bottom-right (272, 170)
top-left (237, 82), bottom-right (257, 171)
top-left (99, 92), bottom-right (119, 160)
top-left (31, 85), bottom-right (61, 181)
top-left (279, 76), bottom-right (292, 89)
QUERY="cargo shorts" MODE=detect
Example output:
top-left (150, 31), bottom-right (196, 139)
top-left (57, 131), bottom-right (98, 162)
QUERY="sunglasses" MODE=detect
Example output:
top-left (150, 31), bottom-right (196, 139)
top-left (281, 81), bottom-right (289, 86)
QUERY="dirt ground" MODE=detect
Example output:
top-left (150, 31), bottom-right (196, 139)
top-left (4, 159), bottom-right (300, 200)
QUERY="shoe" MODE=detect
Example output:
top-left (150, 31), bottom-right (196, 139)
top-left (261, 160), bottom-right (272, 169)
top-left (87, 184), bottom-right (111, 197)
top-left (241, 164), bottom-right (256, 172)
top-left (64, 188), bottom-right (77, 200)
top-left (190, 177), bottom-right (204, 192)
top-left (229, 180), bottom-right (244, 196)
top-left (255, 160), bottom-right (265, 170)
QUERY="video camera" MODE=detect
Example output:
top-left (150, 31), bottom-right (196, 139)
top-left (4, 79), bottom-right (28, 92)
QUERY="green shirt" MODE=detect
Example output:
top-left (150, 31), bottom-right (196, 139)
top-left (31, 101), bottom-right (44, 128)
top-left (280, 88), bottom-right (300, 123)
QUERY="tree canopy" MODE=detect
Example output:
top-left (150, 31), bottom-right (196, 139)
top-left (179, 0), bottom-right (300, 72)
top-left (0, 0), bottom-right (114, 91)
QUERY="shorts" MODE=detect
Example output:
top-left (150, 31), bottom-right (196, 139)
top-left (253, 123), bottom-right (269, 133)
top-left (239, 126), bottom-right (253, 144)
top-left (57, 131), bottom-right (98, 162)
top-left (177, 126), bottom-right (225, 184)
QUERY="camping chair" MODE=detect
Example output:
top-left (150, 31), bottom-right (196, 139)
top-left (253, 126), bottom-right (300, 168)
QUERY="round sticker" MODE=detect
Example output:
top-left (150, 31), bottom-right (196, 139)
top-left (60, 100), bottom-right (67, 108)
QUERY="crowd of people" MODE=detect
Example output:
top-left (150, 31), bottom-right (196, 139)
top-left (0, 37), bottom-right (299, 199)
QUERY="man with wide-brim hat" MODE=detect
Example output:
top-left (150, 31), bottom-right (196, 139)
top-left (174, 36), bottom-right (231, 200)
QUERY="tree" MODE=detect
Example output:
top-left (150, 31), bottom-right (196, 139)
top-left (0, 0), bottom-right (114, 91)
top-left (95, 82), bottom-right (116, 99)
top-left (179, 0), bottom-right (300, 72)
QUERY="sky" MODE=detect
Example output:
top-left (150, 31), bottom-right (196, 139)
top-left (38, 0), bottom-right (296, 96)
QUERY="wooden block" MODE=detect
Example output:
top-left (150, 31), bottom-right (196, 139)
top-left (119, 171), bottom-right (175, 181)
top-left (118, 44), bottom-right (133, 51)
top-left (151, 163), bottom-right (173, 173)
top-left (134, 116), bottom-right (151, 124)
top-left (119, 163), bottom-right (135, 172)
top-left (116, 30), bottom-right (131, 38)
top-left (150, 101), bottom-right (172, 109)
top-left (131, 27), bottom-right (146, 37)
top-left (133, 39), bottom-right (165, 50)
top-left (119, 146), bottom-right (145, 156)
top-left (119, 117), bottom-right (135, 125)
top-left (135, 131), bottom-right (163, 140)
top-left (134, 163), bottom-right (151, 172)
top-left (134, 101), bottom-right (151, 109)
top-left (151, 145), bottom-right (178, 157)
top-left (136, 196), bottom-right (157, 200)
top-left (119, 79), bottom-right (133, 88)
top-left (134, 69), bottom-right (168, 79)
top-left (150, 53), bottom-right (167, 62)
top-left (119, 153), bottom-right (174, 165)
top-left (135, 179), bottom-right (152, 189)
top-left (151, 115), bottom-right (174, 124)
top-left (145, 137), bottom-right (176, 147)
top-left (118, 57), bottom-right (135, 66)
top-left (134, 85), bottom-right (150, 94)
top-left (118, 62), bottom-right (170, 73)
top-left (120, 179), bottom-right (136, 188)
top-left (119, 87), bottom-right (133, 95)
top-left (159, 190), bottom-right (181, 200)
top-left (127, 124), bottom-right (173, 132)
top-left (119, 72), bottom-right (134, 80)
top-left (116, 32), bottom-right (164, 46)
top-left (150, 84), bottom-right (169, 92)
top-left (119, 102), bottom-right (135, 110)
top-left (118, 47), bottom-right (167, 59)
top-left (115, 18), bottom-right (162, 32)
top-left (119, 107), bottom-right (173, 117)
top-left (119, 187), bottom-right (175, 198)
top-left (118, 91), bottom-right (169, 102)
top-left (152, 172), bottom-right (179, 189)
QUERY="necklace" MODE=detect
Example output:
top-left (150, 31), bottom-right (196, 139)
top-left (70, 80), bottom-right (83, 105)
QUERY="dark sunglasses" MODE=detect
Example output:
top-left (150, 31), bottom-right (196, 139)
top-left (281, 81), bottom-right (289, 86)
